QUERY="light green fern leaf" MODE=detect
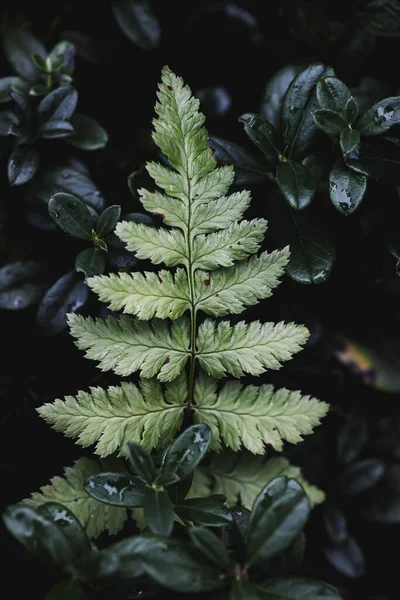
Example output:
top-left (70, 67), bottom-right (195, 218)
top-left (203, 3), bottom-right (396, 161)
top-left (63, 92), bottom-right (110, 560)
top-left (139, 188), bottom-right (188, 231)
top-left (189, 450), bottom-right (325, 509)
top-left (68, 313), bottom-right (190, 381)
top-left (116, 221), bottom-right (187, 267)
top-left (23, 458), bottom-right (127, 538)
top-left (87, 268), bottom-right (190, 320)
top-left (193, 373), bottom-right (329, 453)
top-left (196, 319), bottom-right (309, 378)
top-left (38, 374), bottom-right (187, 456)
top-left (194, 248), bottom-right (290, 316)
top-left (190, 190), bottom-right (251, 236)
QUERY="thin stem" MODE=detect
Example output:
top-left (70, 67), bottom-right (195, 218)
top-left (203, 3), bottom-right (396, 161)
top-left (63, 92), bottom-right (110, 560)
top-left (186, 177), bottom-right (197, 412)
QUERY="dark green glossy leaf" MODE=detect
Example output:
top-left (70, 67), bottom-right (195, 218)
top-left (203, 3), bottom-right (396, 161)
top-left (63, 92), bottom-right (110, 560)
top-left (85, 472), bottom-right (151, 507)
top-left (208, 135), bottom-right (268, 184)
top-left (96, 205), bottom-right (121, 238)
top-left (45, 580), bottom-right (85, 600)
top-left (144, 490), bottom-right (174, 536)
top-left (358, 97), bottom-right (400, 135)
top-left (277, 160), bottom-right (316, 210)
top-left (38, 120), bottom-right (75, 139)
top-left (360, 0), bottom-right (400, 36)
top-left (154, 472), bottom-right (180, 487)
top-left (0, 76), bottom-right (28, 103)
top-left (269, 195), bottom-right (335, 283)
top-left (80, 535), bottom-right (146, 580)
top-left (48, 192), bottom-right (95, 239)
top-left (337, 458), bottom-right (386, 496)
top-left (66, 113), bottom-right (108, 150)
top-left (239, 113), bottom-right (282, 157)
top-left (0, 282), bottom-right (45, 310)
top-left (322, 504), bottom-right (348, 544)
top-left (167, 473), bottom-right (194, 504)
top-left (316, 77), bottom-right (352, 115)
top-left (329, 157), bottom-right (367, 215)
top-left (323, 535), bottom-right (365, 578)
top-left (37, 502), bottom-right (91, 558)
top-left (188, 527), bottom-right (232, 570)
top-left (176, 497), bottom-right (232, 526)
top-left (127, 441), bottom-right (157, 484)
top-left (161, 424), bottom-right (211, 481)
top-left (337, 416), bottom-right (368, 464)
top-left (281, 63), bottom-right (334, 160)
top-left (8, 145), bottom-right (39, 186)
top-left (75, 248), bottom-right (106, 278)
top-left (111, 0), bottom-right (161, 50)
top-left (313, 109), bottom-right (347, 135)
top-left (36, 270), bottom-right (89, 336)
top-left (345, 136), bottom-right (400, 184)
top-left (260, 578), bottom-right (343, 599)
top-left (260, 65), bottom-right (301, 129)
top-left (2, 26), bottom-right (45, 82)
top-left (345, 97), bottom-right (359, 123)
top-left (38, 85), bottom-right (78, 123)
top-left (0, 261), bottom-right (44, 291)
top-left (246, 477), bottom-right (310, 567)
top-left (340, 128), bottom-right (360, 155)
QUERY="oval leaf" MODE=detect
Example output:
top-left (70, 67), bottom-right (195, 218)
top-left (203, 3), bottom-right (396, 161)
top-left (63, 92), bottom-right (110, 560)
top-left (337, 416), bottom-right (369, 464)
top-left (176, 497), bottom-right (232, 527)
top-left (358, 97), bottom-right (400, 135)
top-left (96, 205), bottom-right (121, 237)
top-left (208, 134), bottom-right (268, 184)
top-left (340, 128), bottom-right (360, 155)
top-left (85, 472), bottom-right (151, 507)
top-left (188, 527), bottom-right (232, 570)
top-left (66, 113), bottom-right (109, 150)
top-left (38, 120), bottom-right (75, 139)
top-left (323, 535), bottom-right (365, 578)
top-left (75, 248), bottom-right (106, 278)
top-left (246, 477), bottom-right (310, 567)
top-left (260, 65), bottom-right (302, 128)
top-left (143, 490), bottom-right (174, 535)
top-left (8, 145), bottom-right (40, 186)
top-left (239, 113), bottom-right (282, 157)
top-left (36, 271), bottom-right (89, 336)
top-left (277, 160), bottom-right (316, 210)
top-left (322, 504), bottom-right (348, 544)
top-left (345, 136), bottom-right (400, 184)
top-left (48, 192), bottom-right (95, 239)
top-left (127, 441), bottom-right (157, 484)
top-left (329, 157), bottom-right (367, 215)
top-left (316, 77), bottom-right (352, 115)
top-left (312, 109), bottom-right (347, 135)
top-left (38, 85), bottom-right (78, 123)
top-left (161, 424), bottom-right (211, 482)
top-left (37, 502), bottom-right (91, 558)
top-left (337, 458), bottom-right (386, 496)
top-left (111, 0), bottom-right (161, 50)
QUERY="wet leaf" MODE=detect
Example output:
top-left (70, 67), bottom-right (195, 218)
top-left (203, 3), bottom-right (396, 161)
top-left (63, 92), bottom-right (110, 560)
top-left (345, 136), bottom-right (400, 184)
top-left (246, 477), bottom-right (310, 567)
top-left (36, 270), bottom-right (89, 336)
top-left (239, 113), bottom-right (282, 157)
top-left (8, 145), bottom-right (40, 186)
top-left (37, 86), bottom-right (78, 123)
top-left (337, 458), bottom-right (386, 496)
top-left (360, 0), bottom-right (400, 36)
top-left (340, 128), bottom-right (360, 155)
top-left (161, 424), bottom-right (211, 482)
top-left (260, 65), bottom-right (301, 129)
top-left (111, 0), bottom-right (161, 50)
top-left (66, 113), bottom-right (108, 150)
top-left (2, 26), bottom-right (46, 82)
top-left (323, 535), bottom-right (365, 578)
top-left (316, 77), bottom-right (352, 116)
top-left (37, 502), bottom-right (91, 558)
top-left (329, 157), bottom-right (367, 215)
top-left (312, 109), bottom-right (347, 136)
top-left (84, 472), bottom-right (151, 507)
top-left (75, 248), bottom-right (106, 278)
top-left (322, 504), bottom-right (348, 544)
top-left (48, 192), bottom-right (95, 239)
top-left (337, 416), bottom-right (369, 464)
top-left (277, 160), bottom-right (316, 210)
top-left (176, 497), bottom-right (232, 526)
top-left (127, 442), bottom-right (157, 483)
top-left (144, 490), bottom-right (174, 535)
top-left (358, 97), bottom-right (400, 135)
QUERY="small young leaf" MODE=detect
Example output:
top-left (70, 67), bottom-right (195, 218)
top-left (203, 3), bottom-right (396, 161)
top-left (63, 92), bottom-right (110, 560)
top-left (36, 271), bottom-right (89, 336)
top-left (8, 145), bottom-right (40, 186)
top-left (37, 85), bottom-right (78, 123)
top-left (96, 205), bottom-right (121, 237)
top-left (66, 113), bottom-right (108, 150)
top-left (358, 97), bottom-right (400, 135)
top-left (176, 497), bottom-right (232, 526)
top-left (2, 26), bottom-right (46, 82)
top-left (188, 527), bottom-right (232, 570)
top-left (32, 53), bottom-right (49, 71)
top-left (75, 248), bottom-right (106, 278)
top-left (246, 477), bottom-right (310, 567)
top-left (277, 160), bottom-right (316, 210)
top-left (239, 112), bottom-right (282, 157)
top-left (38, 120), bottom-right (75, 139)
top-left (48, 192), bottom-right (95, 239)
top-left (144, 490), bottom-right (174, 536)
top-left (323, 535), bottom-right (365, 578)
top-left (337, 416), bottom-right (368, 464)
top-left (85, 472), bottom-right (151, 507)
top-left (329, 157), bottom-right (367, 215)
top-left (111, 0), bottom-right (161, 50)
top-left (337, 458), bottom-right (386, 496)
top-left (312, 109), bottom-right (347, 135)
top-left (340, 128), bottom-right (360, 155)
top-left (316, 77), bottom-right (352, 114)
top-left (161, 424), bottom-right (211, 481)
top-left (127, 441), bottom-right (157, 483)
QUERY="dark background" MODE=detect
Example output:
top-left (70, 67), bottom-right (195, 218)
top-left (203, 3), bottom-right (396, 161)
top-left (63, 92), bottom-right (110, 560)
top-left (1, 1), bottom-right (400, 598)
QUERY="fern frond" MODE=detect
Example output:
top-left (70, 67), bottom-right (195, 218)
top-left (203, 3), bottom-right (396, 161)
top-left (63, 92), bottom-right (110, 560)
top-left (193, 373), bottom-right (329, 453)
top-left (194, 248), bottom-right (290, 316)
top-left (191, 190), bottom-right (251, 235)
top-left (139, 189), bottom-right (188, 231)
top-left (189, 451), bottom-right (325, 509)
top-left (116, 222), bottom-right (187, 267)
top-left (37, 375), bottom-right (187, 456)
top-left (88, 268), bottom-right (190, 320)
top-left (196, 319), bottom-right (309, 378)
top-left (23, 458), bottom-right (127, 538)
top-left (68, 313), bottom-right (190, 381)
